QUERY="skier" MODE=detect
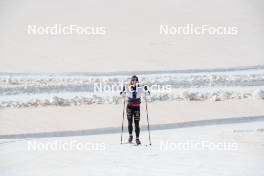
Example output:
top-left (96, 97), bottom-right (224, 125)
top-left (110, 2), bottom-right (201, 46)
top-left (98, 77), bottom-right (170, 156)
top-left (120, 75), bottom-right (150, 145)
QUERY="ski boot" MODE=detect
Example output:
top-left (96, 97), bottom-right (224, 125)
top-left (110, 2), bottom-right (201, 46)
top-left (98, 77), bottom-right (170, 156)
top-left (136, 138), bottom-right (141, 145)
top-left (128, 135), bottom-right (133, 143)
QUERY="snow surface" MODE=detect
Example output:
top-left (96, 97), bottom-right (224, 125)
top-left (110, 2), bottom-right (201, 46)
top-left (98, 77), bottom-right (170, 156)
top-left (0, 68), bottom-right (264, 109)
top-left (1, 0), bottom-right (264, 72)
top-left (0, 121), bottom-right (263, 176)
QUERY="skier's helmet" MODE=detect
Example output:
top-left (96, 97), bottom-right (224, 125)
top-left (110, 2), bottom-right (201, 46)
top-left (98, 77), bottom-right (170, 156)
top-left (131, 75), bottom-right (139, 82)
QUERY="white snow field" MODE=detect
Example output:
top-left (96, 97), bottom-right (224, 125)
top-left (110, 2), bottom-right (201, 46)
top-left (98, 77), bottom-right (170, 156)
top-left (0, 0), bottom-right (264, 72)
top-left (1, 0), bottom-right (263, 175)
top-left (0, 67), bottom-right (264, 136)
top-left (1, 67), bottom-right (264, 109)
top-left (1, 99), bottom-right (264, 136)
top-left (0, 121), bottom-right (264, 176)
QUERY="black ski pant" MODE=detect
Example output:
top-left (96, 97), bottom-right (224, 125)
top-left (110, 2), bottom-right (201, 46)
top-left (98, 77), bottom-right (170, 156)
top-left (127, 105), bottom-right (140, 138)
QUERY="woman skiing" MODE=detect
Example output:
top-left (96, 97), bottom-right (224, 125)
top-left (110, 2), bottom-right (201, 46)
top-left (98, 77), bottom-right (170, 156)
top-left (120, 75), bottom-right (149, 145)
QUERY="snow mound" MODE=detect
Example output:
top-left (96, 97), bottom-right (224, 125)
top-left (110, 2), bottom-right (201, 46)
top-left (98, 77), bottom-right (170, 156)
top-left (253, 90), bottom-right (264, 99)
top-left (0, 68), bottom-right (264, 109)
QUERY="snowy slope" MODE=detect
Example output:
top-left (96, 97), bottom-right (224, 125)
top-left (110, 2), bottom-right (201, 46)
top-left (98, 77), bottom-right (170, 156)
top-left (1, 0), bottom-right (264, 72)
top-left (0, 121), bottom-right (264, 176)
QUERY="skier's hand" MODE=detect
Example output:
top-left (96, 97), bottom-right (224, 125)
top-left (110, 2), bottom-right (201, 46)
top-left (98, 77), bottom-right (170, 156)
top-left (144, 85), bottom-right (148, 91)
top-left (144, 85), bottom-right (150, 95)
top-left (120, 86), bottom-right (126, 95)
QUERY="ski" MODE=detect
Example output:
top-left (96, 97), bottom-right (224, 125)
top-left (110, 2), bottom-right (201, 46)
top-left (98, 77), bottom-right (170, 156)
top-left (121, 141), bottom-right (149, 147)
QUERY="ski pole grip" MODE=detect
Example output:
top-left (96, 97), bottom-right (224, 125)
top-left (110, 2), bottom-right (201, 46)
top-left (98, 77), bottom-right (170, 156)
top-left (144, 85), bottom-right (148, 91)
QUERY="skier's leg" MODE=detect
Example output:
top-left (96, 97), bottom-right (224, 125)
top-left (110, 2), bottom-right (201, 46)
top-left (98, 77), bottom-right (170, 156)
top-left (134, 119), bottom-right (140, 138)
top-left (126, 105), bottom-right (133, 135)
top-left (134, 107), bottom-right (140, 139)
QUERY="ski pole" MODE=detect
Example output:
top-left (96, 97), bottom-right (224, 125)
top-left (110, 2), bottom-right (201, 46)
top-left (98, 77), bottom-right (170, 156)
top-left (144, 88), bottom-right (151, 145)
top-left (120, 86), bottom-right (126, 144)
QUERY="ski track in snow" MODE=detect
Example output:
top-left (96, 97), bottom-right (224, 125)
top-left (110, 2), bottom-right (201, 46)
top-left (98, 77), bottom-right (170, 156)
top-left (0, 66), bottom-right (264, 109)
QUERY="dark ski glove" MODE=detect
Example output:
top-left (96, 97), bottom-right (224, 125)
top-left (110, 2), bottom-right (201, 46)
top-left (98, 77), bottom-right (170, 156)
top-left (120, 86), bottom-right (126, 95)
top-left (144, 85), bottom-right (150, 95)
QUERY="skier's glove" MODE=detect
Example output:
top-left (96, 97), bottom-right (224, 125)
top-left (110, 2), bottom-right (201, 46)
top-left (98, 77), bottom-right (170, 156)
top-left (120, 86), bottom-right (126, 95)
top-left (144, 85), bottom-right (150, 95)
top-left (144, 85), bottom-right (148, 91)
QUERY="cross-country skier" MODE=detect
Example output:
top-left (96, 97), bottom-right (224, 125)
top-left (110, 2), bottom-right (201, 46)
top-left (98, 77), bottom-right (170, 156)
top-left (120, 75), bottom-right (150, 145)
